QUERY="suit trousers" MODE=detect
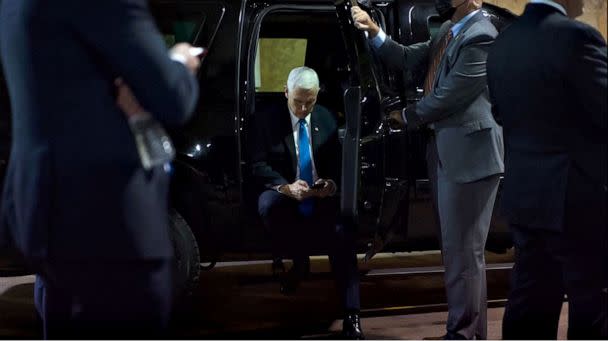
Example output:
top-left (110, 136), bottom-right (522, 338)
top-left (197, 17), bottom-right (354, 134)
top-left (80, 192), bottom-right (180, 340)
top-left (502, 191), bottom-right (608, 339)
top-left (258, 190), bottom-right (360, 311)
top-left (34, 260), bottom-right (173, 339)
top-left (427, 136), bottom-right (500, 339)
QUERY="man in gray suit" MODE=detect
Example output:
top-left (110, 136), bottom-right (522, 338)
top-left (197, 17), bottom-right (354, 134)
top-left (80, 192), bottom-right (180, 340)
top-left (353, 1), bottom-right (503, 339)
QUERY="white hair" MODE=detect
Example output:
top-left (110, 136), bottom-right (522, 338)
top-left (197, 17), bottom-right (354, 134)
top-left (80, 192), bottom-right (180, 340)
top-left (286, 66), bottom-right (319, 92)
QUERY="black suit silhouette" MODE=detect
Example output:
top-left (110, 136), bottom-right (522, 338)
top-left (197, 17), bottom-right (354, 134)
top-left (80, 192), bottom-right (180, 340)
top-left (0, 0), bottom-right (198, 337)
top-left (487, 3), bottom-right (607, 339)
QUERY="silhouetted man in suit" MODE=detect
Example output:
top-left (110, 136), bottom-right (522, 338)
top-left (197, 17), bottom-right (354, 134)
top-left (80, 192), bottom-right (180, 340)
top-left (0, 0), bottom-right (200, 338)
top-left (249, 67), bottom-right (363, 339)
top-left (487, 0), bottom-right (607, 338)
top-left (353, 1), bottom-right (503, 339)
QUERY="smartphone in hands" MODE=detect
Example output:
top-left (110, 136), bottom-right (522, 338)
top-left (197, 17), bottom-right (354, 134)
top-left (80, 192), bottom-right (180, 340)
top-left (310, 182), bottom-right (326, 190)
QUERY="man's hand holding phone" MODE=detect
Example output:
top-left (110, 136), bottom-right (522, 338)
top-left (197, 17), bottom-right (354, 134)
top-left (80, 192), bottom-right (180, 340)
top-left (116, 43), bottom-right (207, 116)
top-left (278, 179), bottom-right (336, 200)
top-left (279, 180), bottom-right (314, 201)
top-left (169, 43), bottom-right (205, 74)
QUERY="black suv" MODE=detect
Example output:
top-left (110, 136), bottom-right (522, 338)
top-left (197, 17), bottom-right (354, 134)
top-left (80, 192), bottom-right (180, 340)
top-left (0, 0), bottom-right (515, 296)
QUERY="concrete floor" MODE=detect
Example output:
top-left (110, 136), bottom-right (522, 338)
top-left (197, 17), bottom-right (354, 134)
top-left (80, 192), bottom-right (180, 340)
top-left (0, 251), bottom-right (569, 339)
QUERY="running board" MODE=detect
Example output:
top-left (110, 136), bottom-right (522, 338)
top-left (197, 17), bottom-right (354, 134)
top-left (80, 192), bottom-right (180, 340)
top-left (365, 262), bottom-right (514, 277)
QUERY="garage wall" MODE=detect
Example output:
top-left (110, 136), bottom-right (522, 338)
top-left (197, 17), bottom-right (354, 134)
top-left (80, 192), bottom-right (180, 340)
top-left (485, 0), bottom-right (607, 39)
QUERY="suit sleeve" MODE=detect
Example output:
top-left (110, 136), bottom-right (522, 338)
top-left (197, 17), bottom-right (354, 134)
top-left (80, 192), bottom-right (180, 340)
top-left (67, 0), bottom-right (198, 126)
top-left (376, 38), bottom-right (431, 73)
top-left (405, 33), bottom-right (494, 127)
top-left (567, 25), bottom-right (607, 136)
top-left (248, 115), bottom-right (289, 190)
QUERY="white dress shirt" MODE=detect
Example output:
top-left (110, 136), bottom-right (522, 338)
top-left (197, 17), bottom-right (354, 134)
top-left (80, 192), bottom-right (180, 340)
top-left (451, 9), bottom-right (481, 37)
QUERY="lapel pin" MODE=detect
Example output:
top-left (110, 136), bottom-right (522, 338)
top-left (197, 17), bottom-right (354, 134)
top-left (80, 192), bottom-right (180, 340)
top-left (314, 127), bottom-right (319, 132)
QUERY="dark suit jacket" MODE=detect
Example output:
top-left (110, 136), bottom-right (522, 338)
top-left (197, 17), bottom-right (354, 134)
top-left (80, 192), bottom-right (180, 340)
top-left (376, 12), bottom-right (503, 184)
top-left (487, 3), bottom-right (607, 231)
top-left (0, 0), bottom-right (199, 262)
top-left (248, 104), bottom-right (341, 196)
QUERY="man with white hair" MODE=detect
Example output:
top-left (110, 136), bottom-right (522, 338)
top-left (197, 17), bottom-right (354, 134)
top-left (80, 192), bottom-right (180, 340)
top-left (249, 66), bottom-right (363, 339)
top-left (487, 0), bottom-right (607, 338)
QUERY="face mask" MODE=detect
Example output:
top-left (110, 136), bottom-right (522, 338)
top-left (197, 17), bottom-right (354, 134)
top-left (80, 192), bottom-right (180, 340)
top-left (435, 0), bottom-right (467, 20)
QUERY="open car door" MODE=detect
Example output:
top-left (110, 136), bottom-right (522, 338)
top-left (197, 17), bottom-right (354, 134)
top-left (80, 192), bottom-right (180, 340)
top-left (335, 0), bottom-right (410, 261)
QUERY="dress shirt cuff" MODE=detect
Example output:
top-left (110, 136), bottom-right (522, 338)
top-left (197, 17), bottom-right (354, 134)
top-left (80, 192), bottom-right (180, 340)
top-left (371, 29), bottom-right (387, 49)
top-left (273, 184), bottom-right (284, 193)
top-left (169, 52), bottom-right (188, 66)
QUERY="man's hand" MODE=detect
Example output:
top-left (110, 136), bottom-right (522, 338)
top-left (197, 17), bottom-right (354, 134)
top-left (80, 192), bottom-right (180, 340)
top-left (115, 78), bottom-right (145, 118)
top-left (280, 180), bottom-right (314, 201)
top-left (388, 110), bottom-right (406, 129)
top-left (351, 6), bottom-right (380, 38)
top-left (310, 179), bottom-right (336, 198)
top-left (169, 43), bottom-right (201, 74)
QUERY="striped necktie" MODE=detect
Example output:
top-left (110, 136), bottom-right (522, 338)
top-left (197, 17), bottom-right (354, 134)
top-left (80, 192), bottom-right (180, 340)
top-left (424, 27), bottom-right (454, 94)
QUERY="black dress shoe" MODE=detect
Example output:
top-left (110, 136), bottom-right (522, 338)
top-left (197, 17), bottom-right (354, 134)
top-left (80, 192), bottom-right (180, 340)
top-left (271, 257), bottom-right (285, 280)
top-left (342, 313), bottom-right (364, 339)
top-left (423, 333), bottom-right (467, 340)
top-left (279, 268), bottom-right (300, 295)
top-left (279, 257), bottom-right (310, 295)
top-left (443, 332), bottom-right (467, 340)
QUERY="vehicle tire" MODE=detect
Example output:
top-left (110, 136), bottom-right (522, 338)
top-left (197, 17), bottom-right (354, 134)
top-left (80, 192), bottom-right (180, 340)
top-left (169, 209), bottom-right (200, 300)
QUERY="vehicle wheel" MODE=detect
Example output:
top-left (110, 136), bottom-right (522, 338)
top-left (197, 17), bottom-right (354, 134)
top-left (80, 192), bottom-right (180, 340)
top-left (169, 209), bottom-right (200, 300)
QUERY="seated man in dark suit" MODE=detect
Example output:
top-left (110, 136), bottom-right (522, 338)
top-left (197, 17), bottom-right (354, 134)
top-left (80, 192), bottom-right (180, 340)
top-left (249, 67), bottom-right (363, 339)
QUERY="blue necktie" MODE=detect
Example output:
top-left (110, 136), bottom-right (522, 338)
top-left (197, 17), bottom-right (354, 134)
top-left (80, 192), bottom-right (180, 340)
top-left (298, 119), bottom-right (314, 217)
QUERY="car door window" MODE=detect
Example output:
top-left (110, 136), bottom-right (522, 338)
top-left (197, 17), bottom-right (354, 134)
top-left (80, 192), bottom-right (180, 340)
top-left (255, 38), bottom-right (307, 93)
top-left (149, 0), bottom-right (224, 49)
top-left (150, 0), bottom-right (240, 141)
top-left (250, 9), bottom-right (350, 124)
